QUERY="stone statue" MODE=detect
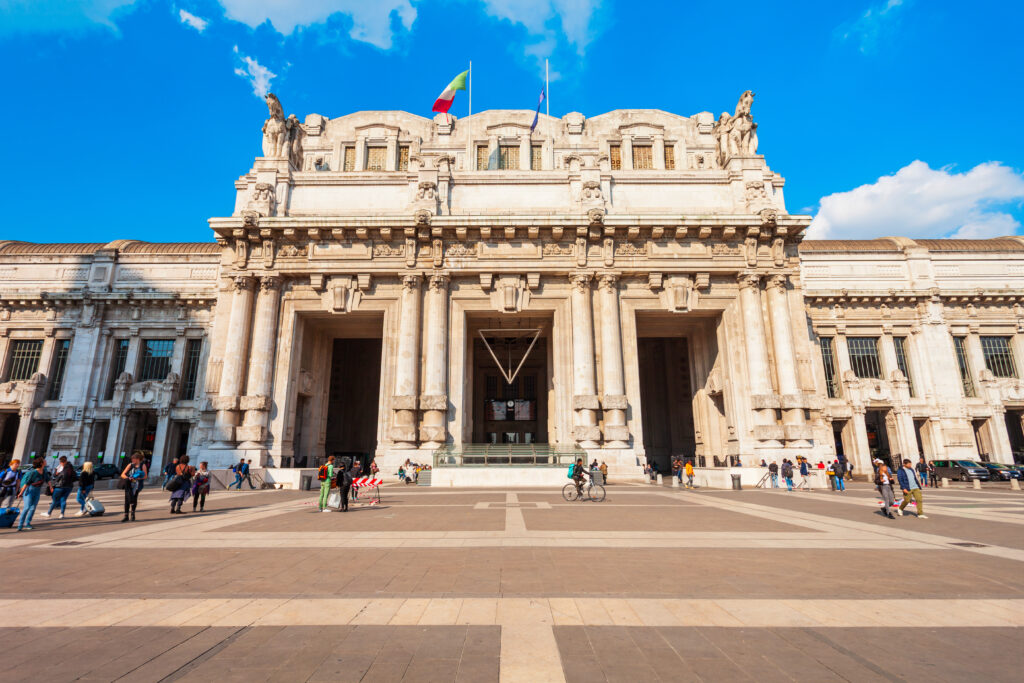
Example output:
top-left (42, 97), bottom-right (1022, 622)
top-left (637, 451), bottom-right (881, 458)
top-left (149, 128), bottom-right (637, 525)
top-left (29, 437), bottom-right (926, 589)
top-left (262, 94), bottom-right (287, 158)
top-left (712, 112), bottom-right (732, 167)
top-left (713, 91), bottom-right (759, 165)
top-left (286, 114), bottom-right (304, 167)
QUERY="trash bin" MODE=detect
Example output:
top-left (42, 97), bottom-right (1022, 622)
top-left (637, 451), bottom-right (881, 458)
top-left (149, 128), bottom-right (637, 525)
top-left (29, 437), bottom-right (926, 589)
top-left (300, 474), bottom-right (312, 491)
top-left (731, 473), bottom-right (742, 490)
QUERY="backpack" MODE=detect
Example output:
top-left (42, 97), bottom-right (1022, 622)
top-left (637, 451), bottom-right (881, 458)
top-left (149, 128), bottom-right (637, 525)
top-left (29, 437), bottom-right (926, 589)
top-left (0, 468), bottom-right (18, 488)
top-left (782, 463), bottom-right (793, 478)
top-left (566, 464), bottom-right (574, 479)
top-left (317, 464), bottom-right (329, 481)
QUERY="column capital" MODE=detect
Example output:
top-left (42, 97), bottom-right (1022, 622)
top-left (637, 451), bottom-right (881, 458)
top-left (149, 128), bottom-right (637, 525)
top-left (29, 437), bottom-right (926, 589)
top-left (428, 272), bottom-right (450, 291)
top-left (737, 272), bottom-right (761, 290)
top-left (231, 275), bottom-right (256, 292)
top-left (597, 272), bottom-right (620, 291)
top-left (766, 274), bottom-right (788, 292)
top-left (259, 275), bottom-right (282, 292)
top-left (401, 273), bottom-right (422, 291)
top-left (569, 272), bottom-right (593, 291)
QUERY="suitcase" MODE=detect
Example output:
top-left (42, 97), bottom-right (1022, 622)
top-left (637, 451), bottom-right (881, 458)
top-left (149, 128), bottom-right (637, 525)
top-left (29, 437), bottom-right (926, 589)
top-left (0, 507), bottom-right (19, 528)
top-left (85, 498), bottom-right (105, 517)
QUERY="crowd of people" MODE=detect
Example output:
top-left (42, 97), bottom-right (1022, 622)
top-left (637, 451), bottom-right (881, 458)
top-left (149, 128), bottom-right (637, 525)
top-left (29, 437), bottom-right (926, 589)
top-left (317, 455), bottom-right (378, 512)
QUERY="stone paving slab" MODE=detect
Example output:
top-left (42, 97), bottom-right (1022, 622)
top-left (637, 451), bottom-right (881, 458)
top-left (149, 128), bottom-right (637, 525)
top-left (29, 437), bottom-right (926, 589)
top-left (220, 505), bottom-right (508, 532)
top-left (521, 501), bottom-right (811, 532)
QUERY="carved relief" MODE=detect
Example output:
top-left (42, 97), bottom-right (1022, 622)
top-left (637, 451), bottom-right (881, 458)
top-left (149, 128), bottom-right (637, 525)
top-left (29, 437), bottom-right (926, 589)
top-left (580, 180), bottom-right (603, 204)
top-left (615, 242), bottom-right (647, 256)
top-left (278, 244), bottom-right (305, 258)
top-left (373, 243), bottom-right (405, 257)
top-left (745, 181), bottom-right (770, 212)
top-left (248, 182), bottom-right (276, 217)
top-left (415, 181), bottom-right (437, 201)
top-left (445, 242), bottom-right (476, 258)
top-left (542, 243), bottom-right (574, 256)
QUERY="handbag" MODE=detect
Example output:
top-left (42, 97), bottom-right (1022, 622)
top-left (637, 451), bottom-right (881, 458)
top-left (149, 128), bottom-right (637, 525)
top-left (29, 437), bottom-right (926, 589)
top-left (166, 474), bottom-right (185, 492)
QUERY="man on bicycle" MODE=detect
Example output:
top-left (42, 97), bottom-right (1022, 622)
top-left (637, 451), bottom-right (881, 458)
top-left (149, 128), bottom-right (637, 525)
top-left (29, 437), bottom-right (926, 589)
top-left (572, 457), bottom-right (589, 499)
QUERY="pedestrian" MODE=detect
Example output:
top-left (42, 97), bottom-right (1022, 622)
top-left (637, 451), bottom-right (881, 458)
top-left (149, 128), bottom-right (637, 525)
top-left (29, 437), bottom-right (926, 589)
top-left (760, 459), bottom-right (767, 468)
top-left (684, 460), bottom-right (694, 489)
top-left (243, 459), bottom-right (254, 489)
top-left (162, 457), bottom-right (178, 489)
top-left (928, 460), bottom-right (938, 488)
top-left (169, 455), bottom-right (195, 514)
top-left (832, 459), bottom-right (846, 491)
top-left (370, 460), bottom-right (379, 477)
top-left (229, 458), bottom-right (244, 490)
top-left (916, 456), bottom-right (929, 487)
top-left (336, 461), bottom-right (353, 512)
top-left (599, 461), bottom-right (608, 485)
top-left (897, 459), bottom-right (927, 519)
top-left (874, 463), bottom-right (897, 519)
top-left (192, 461), bottom-right (211, 512)
top-left (798, 458), bottom-right (812, 491)
top-left (781, 459), bottom-right (794, 491)
top-left (42, 455), bottom-right (76, 519)
top-left (119, 452), bottom-right (148, 523)
top-left (16, 458), bottom-right (47, 531)
top-left (0, 459), bottom-right (20, 508)
top-left (351, 459), bottom-right (361, 500)
top-left (768, 461), bottom-right (779, 488)
top-left (317, 455), bottom-right (335, 512)
top-left (74, 462), bottom-right (96, 516)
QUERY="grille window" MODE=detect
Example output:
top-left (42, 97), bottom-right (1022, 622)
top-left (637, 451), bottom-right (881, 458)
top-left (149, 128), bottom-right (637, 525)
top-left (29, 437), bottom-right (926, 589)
top-left (632, 144), bottom-right (653, 169)
top-left (181, 339), bottom-right (203, 400)
top-left (397, 146), bottom-right (409, 171)
top-left (342, 147), bottom-right (355, 171)
top-left (365, 147), bottom-right (386, 171)
top-left (531, 144), bottom-right (543, 170)
top-left (893, 336), bottom-right (915, 396)
top-left (664, 144), bottom-right (675, 170)
top-left (981, 336), bottom-right (1017, 378)
top-left (138, 339), bottom-right (174, 382)
top-left (476, 145), bottom-right (489, 170)
top-left (819, 337), bottom-right (839, 398)
top-left (609, 144), bottom-right (621, 170)
top-left (106, 339), bottom-right (129, 399)
top-left (847, 337), bottom-right (881, 379)
top-left (498, 145), bottom-right (519, 170)
top-left (48, 339), bottom-right (71, 400)
top-left (523, 374), bottom-right (537, 400)
top-left (953, 336), bottom-right (976, 397)
top-left (7, 339), bottom-right (43, 382)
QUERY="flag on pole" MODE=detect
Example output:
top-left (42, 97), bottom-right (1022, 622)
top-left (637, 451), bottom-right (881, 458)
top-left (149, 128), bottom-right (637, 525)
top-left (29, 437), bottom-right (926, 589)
top-left (432, 70), bottom-right (469, 113)
top-left (530, 87), bottom-right (546, 132)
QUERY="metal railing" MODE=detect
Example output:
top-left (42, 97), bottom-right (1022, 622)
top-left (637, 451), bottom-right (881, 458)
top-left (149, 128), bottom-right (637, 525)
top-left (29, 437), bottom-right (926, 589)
top-left (433, 444), bottom-right (585, 467)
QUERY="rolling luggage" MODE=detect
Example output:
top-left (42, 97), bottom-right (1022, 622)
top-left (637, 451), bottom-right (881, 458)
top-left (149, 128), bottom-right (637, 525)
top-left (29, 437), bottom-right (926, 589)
top-left (85, 498), bottom-right (105, 517)
top-left (0, 506), bottom-right (19, 528)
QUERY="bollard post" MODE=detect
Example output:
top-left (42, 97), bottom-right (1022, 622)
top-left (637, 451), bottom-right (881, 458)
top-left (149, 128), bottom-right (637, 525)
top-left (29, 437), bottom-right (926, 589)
top-left (1011, 478), bottom-right (1020, 491)
top-left (941, 477), bottom-right (950, 488)
top-left (657, 473), bottom-right (663, 485)
top-left (672, 476), bottom-right (679, 488)
top-left (973, 479), bottom-right (981, 490)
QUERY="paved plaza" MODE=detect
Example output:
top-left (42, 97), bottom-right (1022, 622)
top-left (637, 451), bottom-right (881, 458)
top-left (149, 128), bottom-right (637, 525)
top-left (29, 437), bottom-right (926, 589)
top-left (2, 481), bottom-right (1023, 682)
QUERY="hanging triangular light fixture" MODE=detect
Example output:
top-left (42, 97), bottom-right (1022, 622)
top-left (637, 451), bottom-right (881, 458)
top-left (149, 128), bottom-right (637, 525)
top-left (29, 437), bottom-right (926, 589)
top-left (478, 328), bottom-right (541, 385)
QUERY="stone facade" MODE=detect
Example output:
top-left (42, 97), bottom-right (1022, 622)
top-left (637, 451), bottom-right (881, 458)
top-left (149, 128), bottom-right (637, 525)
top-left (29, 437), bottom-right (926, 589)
top-left (1, 97), bottom-right (1022, 478)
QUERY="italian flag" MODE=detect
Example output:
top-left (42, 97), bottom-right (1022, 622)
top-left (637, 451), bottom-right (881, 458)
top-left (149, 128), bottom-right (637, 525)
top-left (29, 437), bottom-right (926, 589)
top-left (432, 70), bottom-right (468, 113)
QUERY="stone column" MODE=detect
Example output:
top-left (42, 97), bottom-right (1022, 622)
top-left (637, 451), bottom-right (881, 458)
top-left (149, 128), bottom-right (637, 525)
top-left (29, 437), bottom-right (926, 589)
top-left (519, 133), bottom-right (531, 170)
top-left (570, 273), bottom-right (600, 449)
top-left (737, 273), bottom-right (776, 430)
top-left (385, 134), bottom-right (397, 171)
top-left (598, 274), bottom-right (628, 447)
top-left (653, 133), bottom-right (666, 170)
top-left (487, 135), bottom-right (498, 170)
top-left (765, 275), bottom-right (805, 429)
top-left (849, 405), bottom-right (871, 474)
top-left (621, 134), bottom-right (634, 170)
top-left (213, 276), bottom-right (256, 445)
top-left (420, 273), bottom-right (449, 447)
top-left (391, 274), bottom-right (422, 448)
top-left (354, 135), bottom-right (367, 171)
top-left (238, 276), bottom-right (283, 454)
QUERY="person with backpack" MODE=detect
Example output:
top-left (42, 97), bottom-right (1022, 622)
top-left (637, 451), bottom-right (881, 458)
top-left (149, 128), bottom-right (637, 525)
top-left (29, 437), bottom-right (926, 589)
top-left (781, 459), bottom-right (795, 491)
top-left (74, 462), bottom-right (96, 516)
top-left (570, 457), bottom-right (588, 498)
top-left (228, 458), bottom-right (244, 490)
top-left (317, 455), bottom-right (335, 512)
top-left (684, 460), bottom-right (694, 489)
top-left (0, 459), bottom-right (20, 508)
top-left (162, 457), bottom-right (178, 489)
top-left (242, 459), bottom-right (254, 489)
top-left (336, 461), bottom-right (353, 512)
top-left (41, 455), bottom-right (76, 519)
top-left (832, 459), bottom-right (846, 491)
top-left (768, 461), bottom-right (779, 488)
top-left (798, 457), bottom-right (812, 491)
top-left (16, 458), bottom-right (47, 531)
top-left (168, 455), bottom-right (196, 514)
top-left (120, 452), bottom-right (148, 523)
top-left (192, 462), bottom-right (211, 512)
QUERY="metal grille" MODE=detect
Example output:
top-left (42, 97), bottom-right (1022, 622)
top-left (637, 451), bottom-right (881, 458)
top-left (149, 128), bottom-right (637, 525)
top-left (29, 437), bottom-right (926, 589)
top-left (819, 337), bottom-right (839, 398)
top-left (397, 146), bottom-right (409, 171)
top-left (893, 336), bottom-right (916, 396)
top-left (365, 147), bottom-right (386, 171)
top-left (632, 145), bottom-right (653, 169)
top-left (476, 145), bottom-right (489, 170)
top-left (48, 339), bottom-right (71, 400)
top-left (609, 145), bottom-right (621, 170)
top-left (531, 145), bottom-right (542, 170)
top-left (664, 144), bottom-right (675, 169)
top-left (138, 339), bottom-right (174, 382)
top-left (953, 336), bottom-right (976, 397)
top-left (524, 374), bottom-right (537, 400)
top-left (7, 339), bottom-right (42, 382)
top-left (106, 339), bottom-right (129, 399)
top-left (182, 339), bottom-right (203, 400)
top-left (498, 145), bottom-right (519, 170)
top-left (343, 147), bottom-right (355, 171)
top-left (981, 336), bottom-right (1017, 378)
top-left (847, 337), bottom-right (881, 379)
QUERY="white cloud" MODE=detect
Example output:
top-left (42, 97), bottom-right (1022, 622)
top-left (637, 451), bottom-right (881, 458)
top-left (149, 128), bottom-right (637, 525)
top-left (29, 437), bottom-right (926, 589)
top-left (233, 49), bottom-right (277, 98)
top-left (807, 161), bottom-right (1024, 241)
top-left (216, 0), bottom-right (416, 49)
top-left (483, 0), bottom-right (602, 55)
top-left (179, 8), bottom-right (208, 32)
top-left (0, 0), bottom-right (137, 34)
top-left (839, 0), bottom-right (907, 54)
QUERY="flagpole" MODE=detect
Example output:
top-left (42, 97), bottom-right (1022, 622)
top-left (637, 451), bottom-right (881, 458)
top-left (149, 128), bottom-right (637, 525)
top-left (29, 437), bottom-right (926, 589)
top-left (545, 59), bottom-right (549, 117)
top-left (468, 60), bottom-right (472, 169)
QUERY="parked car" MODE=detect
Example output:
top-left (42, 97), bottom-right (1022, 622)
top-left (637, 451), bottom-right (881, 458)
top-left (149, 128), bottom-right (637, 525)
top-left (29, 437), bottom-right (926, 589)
top-left (93, 463), bottom-right (121, 479)
top-left (930, 460), bottom-right (991, 482)
top-left (979, 462), bottom-right (1022, 481)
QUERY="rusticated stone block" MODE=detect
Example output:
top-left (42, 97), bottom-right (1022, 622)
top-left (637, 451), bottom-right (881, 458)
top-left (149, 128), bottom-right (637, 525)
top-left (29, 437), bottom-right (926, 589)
top-left (210, 424), bottom-right (235, 442)
top-left (392, 395), bottom-right (419, 411)
top-left (601, 394), bottom-right (628, 410)
top-left (784, 425), bottom-right (815, 441)
top-left (604, 425), bottom-right (630, 442)
top-left (211, 395), bottom-right (239, 411)
top-left (235, 425), bottom-right (265, 442)
top-left (390, 425), bottom-right (418, 443)
top-left (751, 394), bottom-right (781, 410)
top-left (753, 424), bottom-right (785, 441)
top-left (573, 394), bottom-right (600, 411)
top-left (240, 394), bottom-right (270, 411)
top-left (419, 425), bottom-right (446, 442)
top-left (573, 425), bottom-right (602, 442)
top-left (419, 394), bottom-right (447, 411)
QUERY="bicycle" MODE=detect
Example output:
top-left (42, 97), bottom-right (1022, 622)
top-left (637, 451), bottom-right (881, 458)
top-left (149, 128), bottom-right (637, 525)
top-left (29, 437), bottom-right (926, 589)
top-left (561, 473), bottom-right (606, 502)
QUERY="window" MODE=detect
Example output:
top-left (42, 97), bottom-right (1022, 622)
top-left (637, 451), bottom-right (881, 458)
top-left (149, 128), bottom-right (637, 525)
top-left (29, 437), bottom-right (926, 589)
top-left (847, 337), bottom-right (881, 379)
top-left (138, 339), bottom-right (174, 382)
top-left (819, 337), bottom-right (839, 398)
top-left (632, 144), bottom-right (653, 169)
top-left (365, 147), bottom-right (386, 171)
top-left (7, 339), bottom-right (43, 382)
top-left (953, 336), bottom-right (975, 397)
top-left (476, 145), bottom-right (489, 170)
top-left (609, 144), bottom-right (621, 170)
top-left (893, 336), bottom-right (916, 396)
top-left (106, 339), bottom-right (129, 399)
top-left (981, 336), bottom-right (1017, 378)
top-left (48, 339), bottom-right (71, 400)
top-left (397, 146), bottom-right (410, 171)
top-left (498, 145), bottom-right (519, 170)
top-left (181, 339), bottom-right (203, 400)
top-left (342, 147), bottom-right (355, 171)
top-left (530, 144), bottom-right (543, 170)
top-left (664, 144), bottom-right (675, 170)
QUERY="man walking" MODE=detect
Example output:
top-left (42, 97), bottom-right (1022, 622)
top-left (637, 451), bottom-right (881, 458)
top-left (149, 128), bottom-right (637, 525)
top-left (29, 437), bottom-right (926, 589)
top-left (897, 458), bottom-right (927, 519)
top-left (916, 456), bottom-right (929, 487)
top-left (781, 459), bottom-right (794, 492)
top-left (799, 457), bottom-right (812, 491)
top-left (317, 455), bottom-right (335, 512)
top-left (228, 458), bottom-right (245, 490)
top-left (162, 457), bottom-right (178, 489)
top-left (832, 459), bottom-right (846, 491)
top-left (242, 459), bottom-right (254, 489)
top-left (684, 460), bottom-right (694, 489)
top-left (768, 461), bottom-right (779, 488)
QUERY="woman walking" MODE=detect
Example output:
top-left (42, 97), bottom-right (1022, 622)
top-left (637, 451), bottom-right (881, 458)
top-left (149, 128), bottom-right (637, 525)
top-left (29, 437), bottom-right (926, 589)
top-left (120, 452), bottom-right (148, 523)
top-left (336, 462), bottom-right (353, 512)
top-left (875, 463), bottom-right (897, 519)
top-left (192, 461), bottom-right (211, 512)
top-left (42, 455), bottom-right (76, 519)
top-left (169, 455), bottom-right (195, 514)
top-left (16, 458), bottom-right (46, 531)
top-left (74, 462), bottom-right (96, 516)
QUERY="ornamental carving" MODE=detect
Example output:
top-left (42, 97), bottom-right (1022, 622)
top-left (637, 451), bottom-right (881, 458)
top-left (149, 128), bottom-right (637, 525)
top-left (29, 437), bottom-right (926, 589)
top-left (712, 244), bottom-right (743, 256)
top-left (259, 276), bottom-right (282, 292)
top-left (278, 244), bottom-right (304, 258)
top-left (373, 243), bottom-right (405, 257)
top-left (445, 243), bottom-right (476, 258)
top-left (401, 274), bottom-right (422, 291)
top-left (587, 207), bottom-right (605, 226)
top-left (745, 181), bottom-right (770, 212)
top-left (543, 243), bottom-right (574, 256)
top-left (615, 242), bottom-right (646, 256)
top-left (261, 93), bottom-right (303, 166)
top-left (414, 208), bottom-right (432, 226)
top-left (231, 276), bottom-right (255, 292)
top-left (248, 182), bottom-right (276, 217)
top-left (580, 180), bottom-right (603, 204)
top-left (569, 272), bottom-right (592, 291)
top-left (415, 181), bottom-right (437, 201)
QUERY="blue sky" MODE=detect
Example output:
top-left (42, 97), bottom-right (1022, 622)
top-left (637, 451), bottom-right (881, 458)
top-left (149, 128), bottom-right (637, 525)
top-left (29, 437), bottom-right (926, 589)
top-left (1, 0), bottom-right (1021, 242)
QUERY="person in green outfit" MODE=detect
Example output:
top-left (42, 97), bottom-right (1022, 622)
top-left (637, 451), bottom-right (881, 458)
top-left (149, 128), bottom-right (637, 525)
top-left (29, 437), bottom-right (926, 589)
top-left (317, 455), bottom-right (335, 512)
